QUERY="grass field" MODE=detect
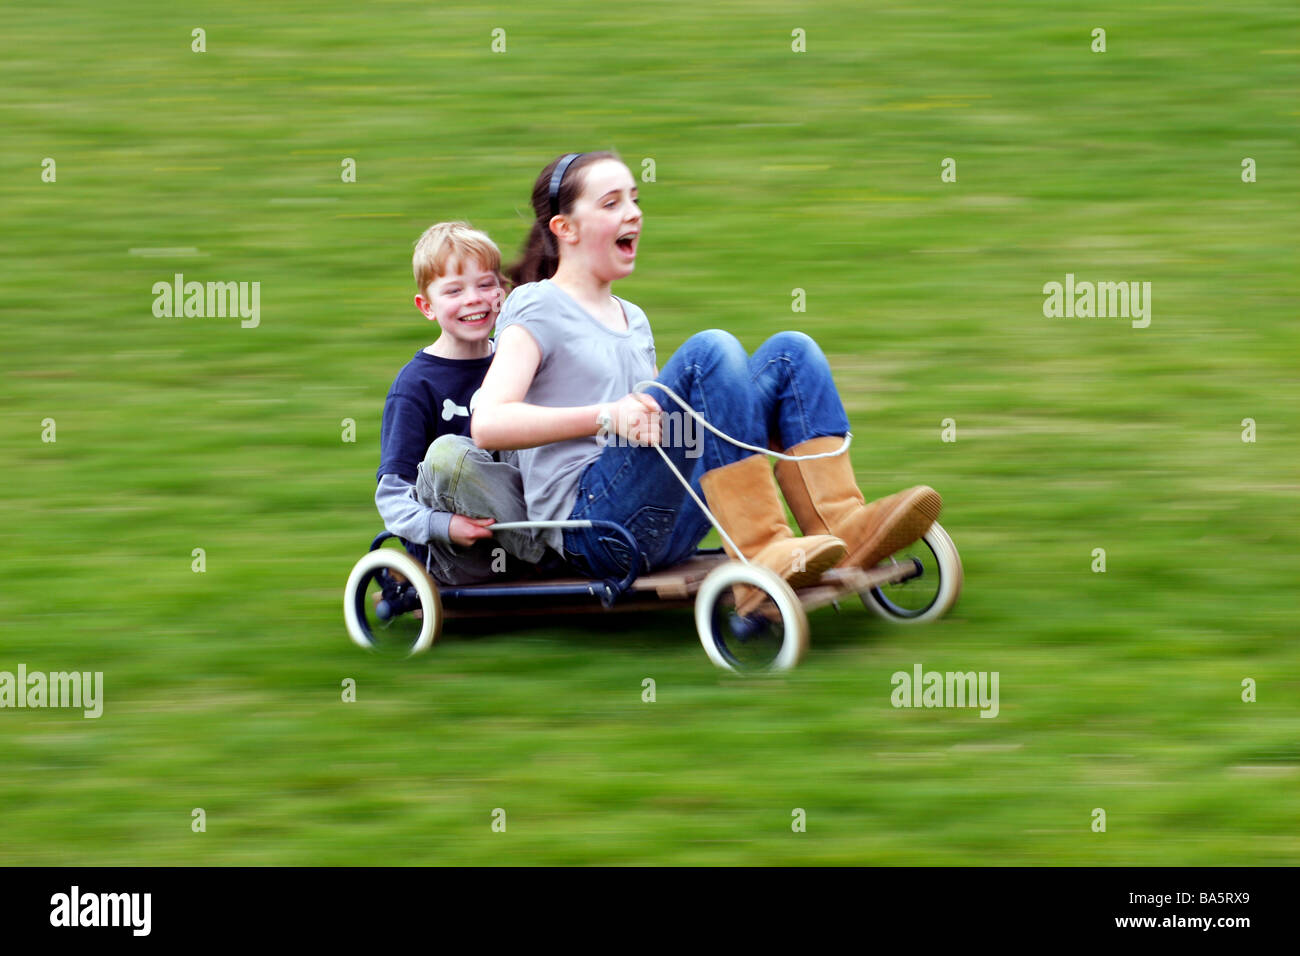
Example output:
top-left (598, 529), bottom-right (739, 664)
top-left (2, 1), bottom-right (1297, 865)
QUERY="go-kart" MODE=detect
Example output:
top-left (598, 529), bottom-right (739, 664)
top-left (343, 518), bottom-right (962, 675)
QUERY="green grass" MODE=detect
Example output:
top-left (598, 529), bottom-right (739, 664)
top-left (1, 0), bottom-right (1297, 864)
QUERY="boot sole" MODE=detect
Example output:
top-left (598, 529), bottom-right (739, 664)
top-left (784, 540), bottom-right (848, 590)
top-left (734, 540), bottom-right (846, 616)
top-left (845, 487), bottom-right (942, 570)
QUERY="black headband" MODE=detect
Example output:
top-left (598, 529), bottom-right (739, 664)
top-left (548, 153), bottom-right (584, 219)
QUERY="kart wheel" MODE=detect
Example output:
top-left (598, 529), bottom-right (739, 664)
top-left (343, 546), bottom-right (442, 655)
top-left (860, 521), bottom-right (962, 624)
top-left (694, 561), bottom-right (809, 674)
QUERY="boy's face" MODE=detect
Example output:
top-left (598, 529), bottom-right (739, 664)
top-left (415, 256), bottom-right (503, 344)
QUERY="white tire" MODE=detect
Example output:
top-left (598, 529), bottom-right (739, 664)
top-left (343, 547), bottom-right (442, 655)
top-left (694, 561), bottom-right (809, 674)
top-left (860, 521), bottom-right (962, 624)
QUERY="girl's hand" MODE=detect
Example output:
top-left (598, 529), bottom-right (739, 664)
top-left (449, 514), bottom-right (495, 548)
top-left (609, 392), bottom-right (662, 446)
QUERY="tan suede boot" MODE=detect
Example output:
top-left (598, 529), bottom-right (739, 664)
top-left (774, 436), bottom-right (941, 570)
top-left (699, 454), bottom-right (846, 613)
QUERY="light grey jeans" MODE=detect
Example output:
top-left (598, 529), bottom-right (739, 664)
top-left (414, 434), bottom-right (550, 585)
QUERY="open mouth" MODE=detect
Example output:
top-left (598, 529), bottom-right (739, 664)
top-left (616, 233), bottom-right (638, 256)
top-left (457, 311), bottom-right (491, 325)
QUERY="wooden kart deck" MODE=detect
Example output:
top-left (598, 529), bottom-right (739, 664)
top-left (439, 554), bottom-right (920, 619)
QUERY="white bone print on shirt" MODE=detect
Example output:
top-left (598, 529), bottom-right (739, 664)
top-left (441, 387), bottom-right (481, 421)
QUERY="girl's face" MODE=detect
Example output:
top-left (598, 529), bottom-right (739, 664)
top-left (555, 159), bottom-right (641, 282)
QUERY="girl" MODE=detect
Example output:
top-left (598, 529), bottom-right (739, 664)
top-left (472, 151), bottom-right (940, 604)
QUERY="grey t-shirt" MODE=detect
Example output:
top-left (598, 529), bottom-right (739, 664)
top-left (491, 279), bottom-right (658, 550)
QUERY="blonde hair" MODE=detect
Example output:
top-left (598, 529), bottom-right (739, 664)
top-left (412, 221), bottom-right (503, 292)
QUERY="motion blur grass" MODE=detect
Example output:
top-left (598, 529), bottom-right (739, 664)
top-left (2, 1), bottom-right (1297, 864)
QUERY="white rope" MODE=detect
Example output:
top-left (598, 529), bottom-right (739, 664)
top-left (624, 380), bottom-right (852, 563)
top-left (489, 520), bottom-right (594, 531)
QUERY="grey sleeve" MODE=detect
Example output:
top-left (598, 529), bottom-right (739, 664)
top-left (375, 474), bottom-right (453, 546)
top-left (495, 284), bottom-right (551, 363)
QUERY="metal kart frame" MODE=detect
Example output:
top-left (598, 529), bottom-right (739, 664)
top-left (373, 518), bottom-right (681, 610)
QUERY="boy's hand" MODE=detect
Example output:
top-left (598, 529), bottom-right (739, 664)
top-left (449, 514), bottom-right (495, 548)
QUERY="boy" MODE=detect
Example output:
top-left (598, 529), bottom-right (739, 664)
top-left (375, 221), bottom-right (550, 584)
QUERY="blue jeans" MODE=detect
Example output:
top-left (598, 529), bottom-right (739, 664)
top-left (562, 329), bottom-right (852, 579)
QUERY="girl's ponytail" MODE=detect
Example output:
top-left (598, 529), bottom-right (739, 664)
top-left (507, 218), bottom-right (559, 286)
top-left (507, 150), bottom-right (621, 287)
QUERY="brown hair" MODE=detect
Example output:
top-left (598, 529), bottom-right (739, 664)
top-left (507, 151), bottom-right (622, 286)
top-left (412, 221), bottom-right (503, 293)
